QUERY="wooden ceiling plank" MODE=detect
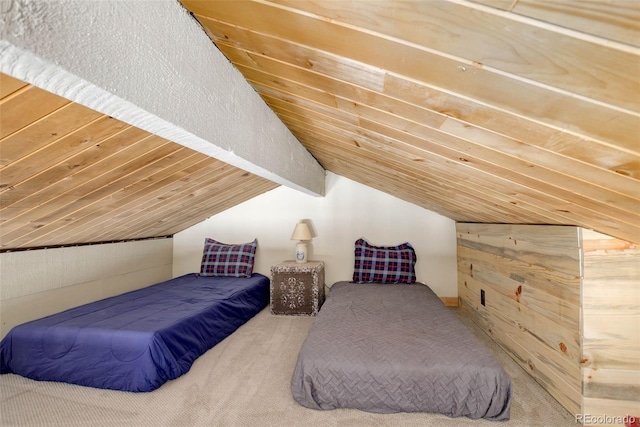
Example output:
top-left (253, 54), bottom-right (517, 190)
top-left (191, 14), bottom-right (387, 94)
top-left (467, 0), bottom-right (515, 12)
top-left (238, 65), bottom-right (339, 109)
top-left (274, 101), bottom-right (616, 228)
top-left (340, 92), bottom-right (639, 196)
top-left (280, 102), bottom-right (640, 237)
top-left (253, 77), bottom-right (640, 219)
top-left (511, 0), bottom-right (640, 47)
top-left (29, 151), bottom-right (212, 248)
top-left (216, 32), bottom-right (640, 189)
top-left (81, 164), bottom-right (245, 241)
top-left (270, 102), bottom-right (358, 135)
top-left (0, 79), bottom-right (31, 105)
top-left (382, 73), bottom-right (640, 161)
top-left (91, 168), bottom-right (273, 242)
top-left (0, 136), bottom-right (177, 244)
top-left (262, 90), bottom-right (358, 129)
top-left (439, 116), bottom-right (640, 194)
top-left (205, 71), bottom-right (639, 216)
top-left (312, 147), bottom-right (532, 224)
top-left (0, 85), bottom-right (71, 140)
top-left (319, 147), bottom-right (640, 242)
top-left (1, 124), bottom-right (149, 212)
top-left (132, 179), bottom-right (279, 241)
top-left (361, 117), bottom-right (640, 228)
top-left (0, 103), bottom-right (105, 169)
top-left (220, 37), bottom-right (639, 164)
top-left (4, 140), bottom-right (187, 249)
top-left (246, 61), bottom-right (640, 211)
top-left (285, 111), bottom-right (554, 224)
top-left (235, 61), bottom-right (449, 136)
top-left (304, 133), bottom-right (639, 242)
top-left (0, 74), bottom-right (287, 249)
top-left (0, 73), bottom-right (29, 98)
top-left (54, 156), bottom-right (229, 243)
top-left (270, 0), bottom-right (639, 110)
top-left (287, 116), bottom-right (580, 226)
top-left (193, 4), bottom-right (639, 148)
top-left (126, 178), bottom-right (278, 241)
top-left (313, 152), bottom-right (508, 223)
top-left (125, 180), bottom-right (278, 241)
top-left (214, 28), bottom-right (639, 186)
top-left (0, 116), bottom-right (130, 196)
top-left (358, 111), bottom-right (640, 215)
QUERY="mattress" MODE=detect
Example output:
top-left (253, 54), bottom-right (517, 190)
top-left (0, 273), bottom-right (269, 392)
top-left (291, 281), bottom-right (512, 420)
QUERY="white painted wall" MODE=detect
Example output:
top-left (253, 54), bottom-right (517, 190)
top-left (173, 173), bottom-right (458, 297)
top-left (0, 239), bottom-right (173, 339)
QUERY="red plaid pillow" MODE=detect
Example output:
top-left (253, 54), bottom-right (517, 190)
top-left (352, 238), bottom-right (416, 284)
top-left (200, 238), bottom-right (257, 278)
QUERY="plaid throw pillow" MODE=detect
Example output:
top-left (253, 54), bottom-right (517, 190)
top-left (352, 238), bottom-right (416, 284)
top-left (200, 238), bottom-right (257, 278)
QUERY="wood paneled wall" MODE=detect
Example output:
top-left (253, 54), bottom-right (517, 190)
top-left (456, 223), bottom-right (582, 414)
top-left (582, 230), bottom-right (640, 425)
top-left (456, 223), bottom-right (640, 424)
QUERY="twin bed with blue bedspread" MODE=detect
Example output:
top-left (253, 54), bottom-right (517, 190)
top-left (0, 238), bottom-right (267, 392)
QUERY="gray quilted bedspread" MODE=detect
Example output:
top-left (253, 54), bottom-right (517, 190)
top-left (291, 281), bottom-right (512, 420)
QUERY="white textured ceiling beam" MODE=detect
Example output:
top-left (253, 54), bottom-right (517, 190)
top-left (0, 0), bottom-right (325, 196)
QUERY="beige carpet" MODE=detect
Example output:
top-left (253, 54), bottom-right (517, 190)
top-left (0, 308), bottom-right (575, 426)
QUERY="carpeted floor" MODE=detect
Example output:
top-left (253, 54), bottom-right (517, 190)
top-left (0, 308), bottom-right (575, 426)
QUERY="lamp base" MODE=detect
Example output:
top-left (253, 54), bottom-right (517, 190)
top-left (295, 241), bottom-right (308, 263)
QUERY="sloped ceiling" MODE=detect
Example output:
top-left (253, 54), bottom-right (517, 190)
top-left (0, 73), bottom-right (278, 250)
top-left (1, 0), bottom-right (639, 250)
top-left (180, 0), bottom-right (639, 243)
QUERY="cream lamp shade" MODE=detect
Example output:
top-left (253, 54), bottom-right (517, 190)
top-left (291, 222), bottom-right (312, 263)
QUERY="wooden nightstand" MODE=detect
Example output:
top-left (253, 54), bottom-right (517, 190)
top-left (270, 261), bottom-right (325, 316)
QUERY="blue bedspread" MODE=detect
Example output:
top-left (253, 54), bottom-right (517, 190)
top-left (0, 273), bottom-right (269, 392)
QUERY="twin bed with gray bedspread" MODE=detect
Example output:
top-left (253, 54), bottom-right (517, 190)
top-left (291, 281), bottom-right (512, 421)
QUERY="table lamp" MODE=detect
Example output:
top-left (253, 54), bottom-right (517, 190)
top-left (291, 222), bottom-right (312, 263)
